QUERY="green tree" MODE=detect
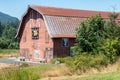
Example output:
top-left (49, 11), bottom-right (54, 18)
top-left (0, 37), bottom-right (10, 49)
top-left (0, 22), bottom-right (3, 37)
top-left (74, 15), bottom-right (106, 55)
top-left (105, 13), bottom-right (120, 39)
top-left (0, 21), bottom-right (19, 49)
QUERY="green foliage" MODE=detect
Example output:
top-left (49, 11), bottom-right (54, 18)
top-left (52, 14), bottom-right (120, 74)
top-left (74, 15), bottom-right (106, 55)
top-left (102, 38), bottom-right (120, 63)
top-left (74, 13), bottom-right (120, 57)
top-left (52, 53), bottom-right (109, 74)
top-left (66, 71), bottom-right (120, 80)
top-left (0, 49), bottom-right (19, 54)
top-left (0, 67), bottom-right (40, 80)
top-left (0, 21), bottom-right (19, 49)
top-left (0, 37), bottom-right (10, 49)
top-left (108, 13), bottom-right (119, 22)
top-left (105, 15), bottom-right (120, 39)
top-left (51, 57), bottom-right (71, 64)
top-left (0, 64), bottom-right (67, 80)
top-left (67, 13), bottom-right (120, 73)
top-left (20, 63), bottom-right (29, 67)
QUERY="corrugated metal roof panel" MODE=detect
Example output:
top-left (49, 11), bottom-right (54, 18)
top-left (44, 15), bottom-right (86, 38)
top-left (30, 5), bottom-right (120, 19)
top-left (16, 5), bottom-right (120, 38)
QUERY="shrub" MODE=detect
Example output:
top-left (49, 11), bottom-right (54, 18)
top-left (102, 38), bottom-right (120, 63)
top-left (52, 53), bottom-right (110, 74)
top-left (20, 63), bottom-right (29, 67)
top-left (51, 57), bottom-right (72, 64)
top-left (74, 15), bottom-right (105, 55)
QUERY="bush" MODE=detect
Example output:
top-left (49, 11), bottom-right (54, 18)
top-left (70, 14), bottom-right (120, 74)
top-left (20, 63), bottom-right (29, 67)
top-left (52, 53), bottom-right (110, 74)
top-left (102, 38), bottom-right (120, 63)
top-left (69, 53), bottom-right (109, 72)
top-left (74, 15), bottom-right (105, 55)
top-left (51, 57), bottom-right (72, 64)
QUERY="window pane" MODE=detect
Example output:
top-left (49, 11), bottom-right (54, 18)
top-left (62, 38), bottom-right (69, 47)
top-left (32, 27), bottom-right (39, 40)
top-left (34, 50), bottom-right (40, 58)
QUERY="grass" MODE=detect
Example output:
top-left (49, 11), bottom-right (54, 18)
top-left (0, 64), bottom-right (71, 80)
top-left (0, 63), bottom-right (17, 69)
top-left (0, 49), bottom-right (19, 54)
top-left (0, 63), bottom-right (120, 80)
top-left (0, 49), bottom-right (19, 58)
top-left (0, 49), bottom-right (120, 80)
top-left (74, 71), bottom-right (120, 80)
top-left (40, 70), bottom-right (120, 80)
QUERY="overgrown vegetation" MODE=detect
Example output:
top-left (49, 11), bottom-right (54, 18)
top-left (52, 54), bottom-right (108, 74)
top-left (0, 64), bottom-right (71, 80)
top-left (1, 61), bottom-right (120, 80)
top-left (52, 13), bottom-right (120, 74)
top-left (0, 21), bottom-right (19, 49)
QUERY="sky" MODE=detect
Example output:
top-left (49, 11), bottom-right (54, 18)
top-left (0, 0), bottom-right (120, 20)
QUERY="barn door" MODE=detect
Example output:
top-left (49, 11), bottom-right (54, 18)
top-left (45, 48), bottom-right (53, 62)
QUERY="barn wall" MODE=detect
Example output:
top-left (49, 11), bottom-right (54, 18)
top-left (53, 38), bottom-right (76, 57)
top-left (20, 9), bottom-right (53, 62)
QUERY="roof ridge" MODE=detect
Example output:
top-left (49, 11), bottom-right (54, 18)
top-left (29, 5), bottom-right (119, 13)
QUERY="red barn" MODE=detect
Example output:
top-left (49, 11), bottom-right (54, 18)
top-left (16, 5), bottom-right (120, 62)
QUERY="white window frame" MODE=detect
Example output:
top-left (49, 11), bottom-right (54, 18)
top-left (34, 50), bottom-right (40, 59)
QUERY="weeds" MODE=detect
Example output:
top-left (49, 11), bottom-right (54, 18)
top-left (0, 64), bottom-right (71, 80)
top-left (52, 53), bottom-right (111, 74)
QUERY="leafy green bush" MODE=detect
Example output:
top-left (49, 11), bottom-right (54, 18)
top-left (67, 53), bottom-right (109, 73)
top-left (102, 38), bottom-right (120, 63)
top-left (52, 53), bottom-right (109, 74)
top-left (74, 15), bottom-right (105, 55)
top-left (51, 57), bottom-right (72, 64)
top-left (71, 14), bottom-right (120, 73)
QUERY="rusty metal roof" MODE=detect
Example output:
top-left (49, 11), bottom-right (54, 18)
top-left (30, 5), bottom-right (120, 19)
top-left (44, 15), bottom-right (86, 38)
top-left (16, 5), bottom-right (120, 38)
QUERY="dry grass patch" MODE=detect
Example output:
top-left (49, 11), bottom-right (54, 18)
top-left (40, 65), bottom-right (72, 77)
top-left (0, 63), bottom-right (18, 69)
top-left (0, 49), bottom-right (19, 58)
top-left (41, 60), bottom-right (120, 80)
top-left (0, 53), bottom-right (19, 58)
top-left (83, 59), bottom-right (120, 76)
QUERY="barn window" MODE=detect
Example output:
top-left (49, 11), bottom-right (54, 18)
top-left (34, 50), bottom-right (40, 58)
top-left (62, 38), bottom-right (69, 47)
top-left (32, 27), bottom-right (39, 40)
